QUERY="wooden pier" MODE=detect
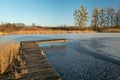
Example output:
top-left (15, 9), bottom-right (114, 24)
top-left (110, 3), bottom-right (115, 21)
top-left (13, 39), bottom-right (68, 80)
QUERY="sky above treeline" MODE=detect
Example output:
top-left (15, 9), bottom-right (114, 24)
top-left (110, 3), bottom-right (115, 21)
top-left (0, 0), bottom-right (120, 26)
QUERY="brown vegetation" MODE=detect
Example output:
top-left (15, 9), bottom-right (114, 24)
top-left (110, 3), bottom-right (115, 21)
top-left (0, 40), bottom-right (19, 76)
top-left (0, 23), bottom-right (96, 36)
top-left (0, 23), bottom-right (120, 36)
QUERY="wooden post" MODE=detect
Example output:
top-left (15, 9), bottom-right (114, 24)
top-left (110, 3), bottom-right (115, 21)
top-left (51, 42), bottom-right (55, 47)
top-left (41, 50), bottom-right (44, 55)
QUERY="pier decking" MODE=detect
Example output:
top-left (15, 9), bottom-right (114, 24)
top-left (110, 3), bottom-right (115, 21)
top-left (14, 39), bottom-right (68, 80)
top-left (21, 39), bottom-right (69, 44)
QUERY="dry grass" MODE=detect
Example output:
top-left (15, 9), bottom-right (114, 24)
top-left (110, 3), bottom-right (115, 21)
top-left (11, 29), bottom-right (96, 34)
top-left (0, 40), bottom-right (19, 75)
top-left (103, 28), bottom-right (120, 32)
top-left (0, 29), bottom-right (96, 36)
top-left (0, 32), bottom-right (8, 36)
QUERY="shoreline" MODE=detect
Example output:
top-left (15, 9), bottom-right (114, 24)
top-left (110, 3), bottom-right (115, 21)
top-left (0, 29), bottom-right (120, 36)
top-left (0, 30), bottom-right (96, 36)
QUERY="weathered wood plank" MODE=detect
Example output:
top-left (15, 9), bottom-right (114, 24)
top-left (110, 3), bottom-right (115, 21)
top-left (21, 61), bottom-right (50, 68)
top-left (20, 69), bottom-right (60, 80)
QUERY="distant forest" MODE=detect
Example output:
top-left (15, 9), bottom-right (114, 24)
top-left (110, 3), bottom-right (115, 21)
top-left (0, 6), bottom-right (120, 32)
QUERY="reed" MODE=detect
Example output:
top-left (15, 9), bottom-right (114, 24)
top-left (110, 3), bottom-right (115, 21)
top-left (11, 29), bottom-right (95, 35)
top-left (0, 40), bottom-right (19, 75)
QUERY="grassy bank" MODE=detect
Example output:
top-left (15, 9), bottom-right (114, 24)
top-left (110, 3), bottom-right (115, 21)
top-left (0, 27), bottom-right (120, 36)
top-left (13, 29), bottom-right (95, 34)
top-left (102, 28), bottom-right (120, 32)
top-left (0, 29), bottom-right (96, 36)
top-left (0, 41), bottom-right (19, 77)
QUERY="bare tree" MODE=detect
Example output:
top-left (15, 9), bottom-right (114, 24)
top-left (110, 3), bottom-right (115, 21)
top-left (99, 8), bottom-right (106, 28)
top-left (106, 8), bottom-right (116, 27)
top-left (115, 6), bottom-right (120, 27)
top-left (92, 7), bottom-right (99, 29)
top-left (74, 6), bottom-right (89, 28)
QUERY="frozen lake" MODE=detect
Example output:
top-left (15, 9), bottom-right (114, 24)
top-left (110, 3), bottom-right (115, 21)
top-left (0, 33), bottom-right (120, 80)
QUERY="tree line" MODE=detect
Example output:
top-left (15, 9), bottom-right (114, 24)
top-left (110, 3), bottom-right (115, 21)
top-left (74, 6), bottom-right (120, 30)
top-left (0, 22), bottom-right (88, 32)
top-left (0, 23), bottom-right (43, 32)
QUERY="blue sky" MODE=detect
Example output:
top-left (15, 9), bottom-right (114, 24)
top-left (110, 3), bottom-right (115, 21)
top-left (0, 0), bottom-right (120, 26)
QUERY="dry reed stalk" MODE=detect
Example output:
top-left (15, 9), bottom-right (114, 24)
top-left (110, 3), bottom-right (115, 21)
top-left (0, 40), bottom-right (19, 75)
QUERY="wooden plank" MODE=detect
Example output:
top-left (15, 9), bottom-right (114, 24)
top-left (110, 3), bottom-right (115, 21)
top-left (37, 39), bottom-right (68, 44)
top-left (24, 56), bottom-right (47, 60)
top-left (21, 39), bottom-right (69, 45)
top-left (21, 61), bottom-right (50, 68)
top-left (20, 69), bottom-right (60, 80)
